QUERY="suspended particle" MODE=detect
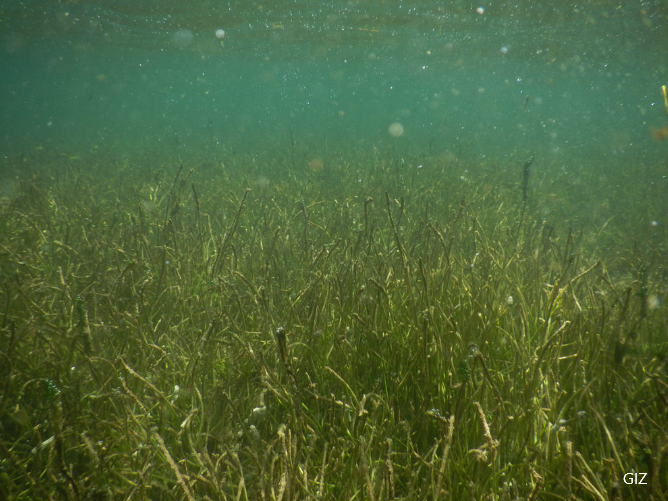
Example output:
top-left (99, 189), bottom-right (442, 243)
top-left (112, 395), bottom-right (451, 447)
top-left (388, 122), bottom-right (404, 137)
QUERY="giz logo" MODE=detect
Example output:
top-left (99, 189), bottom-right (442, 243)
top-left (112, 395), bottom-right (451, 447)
top-left (623, 472), bottom-right (647, 485)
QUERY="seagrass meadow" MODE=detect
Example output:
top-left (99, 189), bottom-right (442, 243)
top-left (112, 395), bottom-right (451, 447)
top-left (0, 141), bottom-right (666, 500)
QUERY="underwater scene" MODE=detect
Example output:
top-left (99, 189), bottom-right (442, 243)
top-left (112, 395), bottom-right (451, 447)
top-left (1, 0), bottom-right (667, 499)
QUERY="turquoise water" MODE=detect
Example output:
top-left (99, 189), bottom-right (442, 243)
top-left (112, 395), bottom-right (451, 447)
top-left (2, 0), bottom-right (667, 162)
top-left (2, 3), bottom-right (668, 498)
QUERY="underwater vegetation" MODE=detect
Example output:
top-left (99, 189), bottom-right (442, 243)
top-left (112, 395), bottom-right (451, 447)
top-left (0, 142), bottom-right (667, 500)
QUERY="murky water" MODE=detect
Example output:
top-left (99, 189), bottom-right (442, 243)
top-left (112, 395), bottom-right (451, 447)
top-left (2, 0), bottom-right (666, 163)
top-left (2, 3), bottom-right (668, 499)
